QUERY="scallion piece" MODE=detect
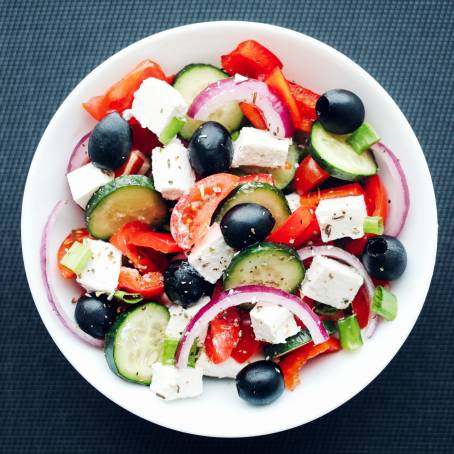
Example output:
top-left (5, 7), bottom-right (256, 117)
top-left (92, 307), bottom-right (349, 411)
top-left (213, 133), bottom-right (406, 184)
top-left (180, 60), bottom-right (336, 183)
top-left (347, 122), bottom-right (381, 154)
top-left (161, 337), bottom-right (198, 367)
top-left (113, 290), bottom-right (143, 304)
top-left (372, 286), bottom-right (397, 321)
top-left (364, 215), bottom-right (384, 235)
top-left (60, 241), bottom-right (92, 275)
top-left (231, 130), bottom-right (240, 141)
top-left (337, 315), bottom-right (363, 351)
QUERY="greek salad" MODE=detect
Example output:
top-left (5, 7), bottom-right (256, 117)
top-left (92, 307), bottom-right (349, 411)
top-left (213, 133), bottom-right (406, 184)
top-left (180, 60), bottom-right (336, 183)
top-left (42, 40), bottom-right (409, 405)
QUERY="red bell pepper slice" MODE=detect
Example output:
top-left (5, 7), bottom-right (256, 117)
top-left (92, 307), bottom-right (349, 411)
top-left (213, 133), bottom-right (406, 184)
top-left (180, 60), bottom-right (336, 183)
top-left (239, 102), bottom-right (268, 130)
top-left (294, 155), bottom-right (330, 195)
top-left (221, 40), bottom-right (283, 79)
top-left (117, 266), bottom-right (164, 299)
top-left (288, 82), bottom-right (320, 133)
top-left (129, 231), bottom-right (183, 254)
top-left (205, 307), bottom-right (241, 364)
top-left (299, 183), bottom-right (365, 209)
top-left (238, 173), bottom-right (274, 185)
top-left (279, 337), bottom-right (341, 390)
top-left (265, 67), bottom-right (302, 128)
top-left (57, 229), bottom-right (91, 279)
top-left (83, 59), bottom-right (167, 120)
top-left (267, 206), bottom-right (320, 248)
top-left (130, 122), bottom-right (161, 155)
top-left (231, 311), bottom-right (262, 363)
top-left (351, 286), bottom-right (370, 329)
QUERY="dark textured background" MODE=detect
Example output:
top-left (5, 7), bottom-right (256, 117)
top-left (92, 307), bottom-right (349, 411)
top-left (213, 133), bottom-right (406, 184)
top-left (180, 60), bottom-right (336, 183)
top-left (1, 0), bottom-right (453, 452)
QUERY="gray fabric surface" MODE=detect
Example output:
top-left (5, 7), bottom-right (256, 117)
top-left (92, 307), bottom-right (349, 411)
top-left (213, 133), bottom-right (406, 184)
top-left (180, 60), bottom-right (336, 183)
top-left (1, 0), bottom-right (453, 452)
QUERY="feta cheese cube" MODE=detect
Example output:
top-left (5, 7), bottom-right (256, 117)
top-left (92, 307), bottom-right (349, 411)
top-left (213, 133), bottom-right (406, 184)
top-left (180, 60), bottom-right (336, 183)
top-left (250, 304), bottom-right (300, 344)
top-left (196, 351), bottom-right (264, 379)
top-left (231, 127), bottom-right (291, 168)
top-left (285, 192), bottom-right (301, 213)
top-left (66, 163), bottom-right (114, 209)
top-left (150, 363), bottom-right (203, 400)
top-left (132, 77), bottom-right (188, 138)
top-left (152, 139), bottom-right (195, 200)
top-left (165, 297), bottom-right (210, 339)
top-left (301, 255), bottom-right (364, 309)
top-left (188, 223), bottom-right (235, 284)
top-left (315, 195), bottom-right (367, 242)
top-left (76, 239), bottom-right (122, 295)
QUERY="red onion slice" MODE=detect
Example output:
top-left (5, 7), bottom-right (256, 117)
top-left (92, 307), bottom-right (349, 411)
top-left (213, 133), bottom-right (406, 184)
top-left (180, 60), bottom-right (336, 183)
top-left (371, 142), bottom-right (410, 237)
top-left (66, 132), bottom-right (91, 174)
top-left (40, 200), bottom-right (103, 348)
top-left (175, 285), bottom-right (328, 368)
top-left (188, 76), bottom-right (294, 138)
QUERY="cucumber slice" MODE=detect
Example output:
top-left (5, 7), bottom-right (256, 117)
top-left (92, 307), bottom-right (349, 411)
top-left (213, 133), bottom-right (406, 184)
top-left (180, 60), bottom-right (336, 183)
top-left (85, 175), bottom-right (167, 239)
top-left (173, 64), bottom-right (243, 140)
top-left (310, 121), bottom-right (377, 181)
top-left (239, 143), bottom-right (300, 190)
top-left (105, 303), bottom-right (169, 385)
top-left (214, 182), bottom-right (290, 230)
top-left (223, 242), bottom-right (305, 292)
top-left (263, 320), bottom-right (337, 359)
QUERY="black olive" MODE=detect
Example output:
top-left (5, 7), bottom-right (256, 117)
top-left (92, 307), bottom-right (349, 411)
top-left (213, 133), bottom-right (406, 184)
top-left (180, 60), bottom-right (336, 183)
top-left (316, 89), bottom-right (365, 134)
top-left (362, 235), bottom-right (407, 280)
top-left (164, 261), bottom-right (213, 307)
top-left (236, 360), bottom-right (284, 406)
top-left (74, 295), bottom-right (117, 339)
top-left (88, 112), bottom-right (132, 171)
top-left (220, 203), bottom-right (275, 249)
top-left (188, 121), bottom-right (233, 177)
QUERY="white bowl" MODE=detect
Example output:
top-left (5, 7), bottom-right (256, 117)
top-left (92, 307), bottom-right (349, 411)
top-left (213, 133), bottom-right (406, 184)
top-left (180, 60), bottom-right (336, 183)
top-left (22, 21), bottom-right (437, 438)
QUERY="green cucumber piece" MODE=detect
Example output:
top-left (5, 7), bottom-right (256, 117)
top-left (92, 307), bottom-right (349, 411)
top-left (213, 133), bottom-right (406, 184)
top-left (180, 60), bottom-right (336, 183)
top-left (263, 320), bottom-right (337, 359)
top-left (214, 182), bottom-right (290, 230)
top-left (173, 63), bottom-right (243, 140)
top-left (239, 143), bottom-right (300, 190)
top-left (104, 302), bottom-right (169, 385)
top-left (310, 121), bottom-right (377, 181)
top-left (85, 175), bottom-right (167, 239)
top-left (223, 242), bottom-right (305, 292)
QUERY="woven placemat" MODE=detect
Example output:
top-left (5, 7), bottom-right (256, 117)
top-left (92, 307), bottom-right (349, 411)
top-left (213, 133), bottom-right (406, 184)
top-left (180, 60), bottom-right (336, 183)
top-left (1, 0), bottom-right (453, 452)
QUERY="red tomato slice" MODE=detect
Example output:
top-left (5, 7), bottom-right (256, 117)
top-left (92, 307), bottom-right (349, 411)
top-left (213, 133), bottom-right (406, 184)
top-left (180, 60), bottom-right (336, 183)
top-left (231, 311), bottom-right (262, 363)
top-left (238, 173), bottom-right (274, 185)
top-left (82, 60), bottom-right (167, 120)
top-left (110, 221), bottom-right (164, 273)
top-left (267, 206), bottom-right (320, 248)
top-left (299, 183), bottom-right (365, 209)
top-left (170, 173), bottom-right (240, 250)
top-left (265, 67), bottom-right (302, 128)
top-left (57, 229), bottom-right (91, 279)
top-left (221, 40), bottom-right (283, 78)
top-left (239, 102), bottom-right (268, 130)
top-left (117, 266), bottom-right (164, 299)
top-left (279, 337), bottom-right (340, 390)
top-left (294, 155), bottom-right (330, 195)
top-left (205, 307), bottom-right (241, 364)
top-left (351, 286), bottom-right (370, 329)
top-left (129, 231), bottom-right (183, 254)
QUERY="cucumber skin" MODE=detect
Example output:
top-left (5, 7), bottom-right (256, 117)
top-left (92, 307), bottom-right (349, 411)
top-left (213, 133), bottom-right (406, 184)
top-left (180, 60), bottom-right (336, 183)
top-left (310, 122), bottom-right (377, 181)
top-left (104, 303), bottom-right (169, 385)
top-left (214, 182), bottom-right (291, 228)
top-left (85, 175), bottom-right (166, 239)
top-left (223, 242), bottom-right (305, 293)
top-left (173, 63), bottom-right (228, 86)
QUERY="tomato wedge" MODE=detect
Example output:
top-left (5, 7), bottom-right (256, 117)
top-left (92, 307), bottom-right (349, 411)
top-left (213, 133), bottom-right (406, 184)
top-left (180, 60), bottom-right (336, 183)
top-left (57, 229), bottom-right (91, 279)
top-left (221, 40), bottom-right (283, 79)
top-left (110, 221), bottom-right (167, 273)
top-left (265, 67), bottom-right (302, 128)
top-left (239, 102), bottom-right (268, 130)
top-left (267, 206), bottom-right (320, 248)
top-left (299, 183), bottom-right (365, 209)
top-left (279, 337), bottom-right (340, 390)
top-left (83, 60), bottom-right (167, 120)
top-left (205, 307), bottom-right (241, 364)
top-left (238, 173), bottom-right (274, 185)
top-left (294, 155), bottom-right (330, 195)
top-left (117, 266), bottom-right (164, 299)
top-left (170, 173), bottom-right (239, 250)
top-left (231, 311), bottom-right (262, 363)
